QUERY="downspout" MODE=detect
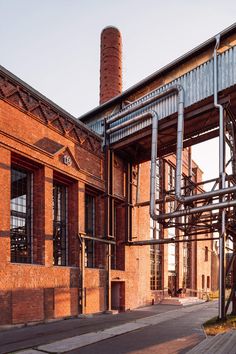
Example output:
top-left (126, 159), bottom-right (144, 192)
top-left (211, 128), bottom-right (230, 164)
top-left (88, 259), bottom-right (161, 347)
top-left (78, 234), bottom-right (85, 315)
top-left (214, 34), bottom-right (226, 320)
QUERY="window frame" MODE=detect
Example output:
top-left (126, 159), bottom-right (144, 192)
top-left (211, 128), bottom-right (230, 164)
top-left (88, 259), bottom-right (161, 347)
top-left (10, 165), bottom-right (33, 264)
top-left (85, 191), bottom-right (96, 268)
top-left (205, 246), bottom-right (209, 262)
top-left (53, 181), bottom-right (68, 266)
top-left (150, 159), bottom-right (163, 290)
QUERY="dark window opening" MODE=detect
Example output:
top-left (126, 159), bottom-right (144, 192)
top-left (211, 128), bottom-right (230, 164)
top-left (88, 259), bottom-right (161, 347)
top-left (150, 160), bottom-right (162, 290)
top-left (85, 193), bottom-right (95, 268)
top-left (11, 166), bottom-right (32, 263)
top-left (207, 276), bottom-right (210, 289)
top-left (167, 163), bottom-right (175, 213)
top-left (183, 241), bottom-right (191, 289)
top-left (111, 204), bottom-right (117, 270)
top-left (205, 246), bottom-right (209, 261)
top-left (202, 274), bottom-right (205, 289)
top-left (111, 203), bottom-right (125, 270)
top-left (53, 182), bottom-right (67, 266)
top-left (111, 243), bottom-right (116, 270)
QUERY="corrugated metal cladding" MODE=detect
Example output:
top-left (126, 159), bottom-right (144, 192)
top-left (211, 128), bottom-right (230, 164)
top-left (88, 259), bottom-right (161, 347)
top-left (89, 46), bottom-right (236, 143)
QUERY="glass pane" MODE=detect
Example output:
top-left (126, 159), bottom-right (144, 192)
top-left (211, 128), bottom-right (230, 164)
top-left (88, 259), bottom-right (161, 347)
top-left (85, 193), bottom-right (95, 268)
top-left (10, 167), bottom-right (32, 263)
top-left (85, 194), bottom-right (95, 236)
top-left (53, 183), bottom-right (67, 266)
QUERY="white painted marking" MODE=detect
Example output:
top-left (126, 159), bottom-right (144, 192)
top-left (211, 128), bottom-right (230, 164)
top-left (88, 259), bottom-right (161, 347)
top-left (103, 322), bottom-right (147, 335)
top-left (37, 331), bottom-right (113, 353)
top-left (14, 350), bottom-right (45, 354)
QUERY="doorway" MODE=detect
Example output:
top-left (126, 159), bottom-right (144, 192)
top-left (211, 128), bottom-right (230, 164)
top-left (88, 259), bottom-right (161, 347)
top-left (111, 281), bottom-right (125, 311)
top-left (168, 273), bottom-right (177, 297)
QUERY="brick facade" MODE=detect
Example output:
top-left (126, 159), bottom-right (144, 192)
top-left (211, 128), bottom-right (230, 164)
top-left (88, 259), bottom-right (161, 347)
top-left (0, 26), bottom-right (219, 326)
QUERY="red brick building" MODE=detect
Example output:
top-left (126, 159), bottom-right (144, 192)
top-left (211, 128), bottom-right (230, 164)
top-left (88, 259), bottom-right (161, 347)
top-left (0, 25), bottom-right (224, 326)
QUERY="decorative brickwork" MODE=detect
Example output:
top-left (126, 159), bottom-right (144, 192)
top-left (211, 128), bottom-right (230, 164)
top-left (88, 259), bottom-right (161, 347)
top-left (0, 70), bottom-right (102, 157)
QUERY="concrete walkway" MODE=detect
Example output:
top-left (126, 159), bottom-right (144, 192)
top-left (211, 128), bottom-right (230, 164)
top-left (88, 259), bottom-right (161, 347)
top-left (187, 330), bottom-right (236, 353)
top-left (10, 302), bottom-right (216, 354)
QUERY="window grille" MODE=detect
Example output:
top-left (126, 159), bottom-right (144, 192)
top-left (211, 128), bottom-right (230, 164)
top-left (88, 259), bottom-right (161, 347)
top-left (53, 183), bottom-right (67, 266)
top-left (150, 159), bottom-right (162, 290)
top-left (167, 163), bottom-right (175, 212)
top-left (85, 193), bottom-right (95, 268)
top-left (11, 167), bottom-right (32, 263)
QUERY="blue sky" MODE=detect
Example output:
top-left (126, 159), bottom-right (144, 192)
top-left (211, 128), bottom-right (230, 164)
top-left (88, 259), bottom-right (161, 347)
top-left (1, 0), bottom-right (236, 179)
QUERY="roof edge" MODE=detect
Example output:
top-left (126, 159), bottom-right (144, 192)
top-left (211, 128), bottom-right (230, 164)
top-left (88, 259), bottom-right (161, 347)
top-left (0, 64), bottom-right (102, 141)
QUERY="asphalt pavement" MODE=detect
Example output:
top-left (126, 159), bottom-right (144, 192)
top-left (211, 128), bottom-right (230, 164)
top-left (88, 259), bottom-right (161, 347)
top-left (0, 301), bottom-right (218, 354)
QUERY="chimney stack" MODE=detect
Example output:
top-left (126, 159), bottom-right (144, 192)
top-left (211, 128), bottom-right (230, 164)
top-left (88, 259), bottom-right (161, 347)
top-left (100, 26), bottom-right (122, 105)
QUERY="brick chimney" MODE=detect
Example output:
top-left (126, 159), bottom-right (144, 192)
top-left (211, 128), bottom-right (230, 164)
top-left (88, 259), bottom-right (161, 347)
top-left (100, 26), bottom-right (122, 105)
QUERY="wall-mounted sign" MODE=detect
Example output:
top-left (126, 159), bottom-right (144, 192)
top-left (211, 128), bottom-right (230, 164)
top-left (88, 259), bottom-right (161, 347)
top-left (63, 155), bottom-right (72, 166)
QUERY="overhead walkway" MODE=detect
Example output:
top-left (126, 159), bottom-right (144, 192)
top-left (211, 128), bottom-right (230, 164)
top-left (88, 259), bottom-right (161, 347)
top-left (85, 26), bottom-right (236, 321)
top-left (89, 35), bottom-right (236, 162)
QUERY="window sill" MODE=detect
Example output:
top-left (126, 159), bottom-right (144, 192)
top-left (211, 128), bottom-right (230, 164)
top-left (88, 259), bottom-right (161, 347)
top-left (10, 262), bottom-right (44, 266)
top-left (85, 267), bottom-right (105, 270)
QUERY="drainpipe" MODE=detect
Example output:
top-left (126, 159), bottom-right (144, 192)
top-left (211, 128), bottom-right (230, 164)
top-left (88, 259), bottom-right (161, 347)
top-left (214, 34), bottom-right (226, 320)
top-left (107, 243), bottom-right (112, 312)
top-left (78, 234), bottom-right (85, 315)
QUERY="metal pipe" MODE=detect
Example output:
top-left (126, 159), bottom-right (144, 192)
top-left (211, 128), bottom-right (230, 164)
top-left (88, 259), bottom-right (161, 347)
top-left (107, 84), bottom-right (236, 211)
top-left (106, 85), bottom-right (181, 125)
top-left (214, 34), bottom-right (226, 320)
top-left (175, 86), bottom-right (185, 201)
top-left (106, 111), bottom-right (150, 135)
top-left (174, 80), bottom-right (235, 203)
top-left (79, 236), bottom-right (85, 314)
top-left (147, 86), bottom-right (236, 220)
top-left (150, 110), bottom-right (159, 220)
top-left (80, 234), bottom-right (116, 245)
top-left (183, 186), bottom-right (236, 203)
top-left (153, 199), bottom-right (236, 220)
top-left (148, 86), bottom-right (185, 218)
top-left (107, 243), bottom-right (111, 312)
top-left (128, 236), bottom-right (219, 246)
top-left (106, 84), bottom-right (186, 207)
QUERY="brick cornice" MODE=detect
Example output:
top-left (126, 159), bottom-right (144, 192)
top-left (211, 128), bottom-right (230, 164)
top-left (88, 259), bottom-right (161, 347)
top-left (0, 68), bottom-right (103, 157)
